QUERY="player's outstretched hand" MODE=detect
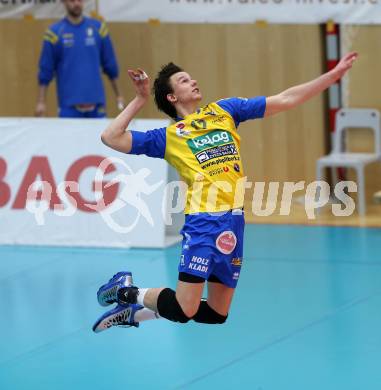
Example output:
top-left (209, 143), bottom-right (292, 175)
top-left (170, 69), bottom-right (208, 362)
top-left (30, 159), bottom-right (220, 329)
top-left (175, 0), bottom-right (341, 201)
top-left (335, 52), bottom-right (358, 78)
top-left (127, 68), bottom-right (150, 101)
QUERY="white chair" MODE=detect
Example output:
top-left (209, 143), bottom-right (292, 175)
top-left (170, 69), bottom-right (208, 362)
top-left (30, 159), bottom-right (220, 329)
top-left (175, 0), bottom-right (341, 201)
top-left (316, 108), bottom-right (381, 216)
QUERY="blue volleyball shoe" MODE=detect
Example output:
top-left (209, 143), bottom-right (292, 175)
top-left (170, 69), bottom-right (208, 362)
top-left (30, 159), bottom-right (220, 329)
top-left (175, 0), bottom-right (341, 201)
top-left (92, 303), bottom-right (143, 333)
top-left (97, 271), bottom-right (133, 307)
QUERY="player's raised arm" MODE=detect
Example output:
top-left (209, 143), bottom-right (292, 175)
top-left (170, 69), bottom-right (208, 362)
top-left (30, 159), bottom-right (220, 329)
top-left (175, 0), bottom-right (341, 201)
top-left (101, 68), bottom-right (150, 153)
top-left (264, 52), bottom-right (358, 117)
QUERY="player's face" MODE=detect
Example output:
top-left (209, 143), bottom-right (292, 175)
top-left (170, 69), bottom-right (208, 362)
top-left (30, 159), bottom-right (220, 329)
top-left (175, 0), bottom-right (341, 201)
top-left (63, 0), bottom-right (84, 18)
top-left (169, 72), bottom-right (202, 105)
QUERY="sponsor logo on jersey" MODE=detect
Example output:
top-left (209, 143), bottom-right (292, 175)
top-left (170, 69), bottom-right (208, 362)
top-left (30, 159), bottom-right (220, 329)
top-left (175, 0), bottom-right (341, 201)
top-left (191, 119), bottom-right (207, 131)
top-left (85, 37), bottom-right (96, 46)
top-left (233, 272), bottom-right (240, 280)
top-left (231, 257), bottom-right (242, 266)
top-left (196, 144), bottom-right (238, 165)
top-left (180, 255), bottom-right (185, 267)
top-left (209, 167), bottom-right (224, 176)
top-left (234, 163), bottom-right (240, 172)
top-left (188, 256), bottom-right (209, 273)
top-left (183, 232), bottom-right (191, 250)
top-left (216, 231), bottom-right (237, 255)
top-left (211, 116), bottom-right (227, 125)
top-left (187, 130), bottom-right (233, 154)
top-left (85, 28), bottom-right (95, 45)
top-left (63, 37), bottom-right (74, 47)
top-left (176, 122), bottom-right (191, 137)
top-left (201, 155), bottom-right (240, 170)
top-left (205, 110), bottom-right (217, 116)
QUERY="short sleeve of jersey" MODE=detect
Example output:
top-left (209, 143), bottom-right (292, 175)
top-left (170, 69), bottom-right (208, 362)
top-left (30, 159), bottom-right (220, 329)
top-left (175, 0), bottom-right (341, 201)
top-left (129, 128), bottom-right (166, 159)
top-left (217, 96), bottom-right (266, 127)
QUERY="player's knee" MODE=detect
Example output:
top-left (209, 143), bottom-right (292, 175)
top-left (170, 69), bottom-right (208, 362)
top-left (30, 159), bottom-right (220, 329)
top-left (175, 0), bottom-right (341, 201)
top-left (157, 288), bottom-right (192, 323)
top-left (180, 303), bottom-right (199, 319)
top-left (177, 295), bottom-right (200, 318)
top-left (193, 301), bottom-right (228, 324)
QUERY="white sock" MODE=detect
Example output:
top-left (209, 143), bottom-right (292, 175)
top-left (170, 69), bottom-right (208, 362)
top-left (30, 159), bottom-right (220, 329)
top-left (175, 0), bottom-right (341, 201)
top-left (136, 288), bottom-right (149, 306)
top-left (134, 307), bottom-right (161, 322)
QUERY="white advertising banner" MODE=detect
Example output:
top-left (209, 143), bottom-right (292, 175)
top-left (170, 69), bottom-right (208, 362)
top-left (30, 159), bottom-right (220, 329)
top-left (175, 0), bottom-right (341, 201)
top-left (0, 0), bottom-right (379, 24)
top-left (0, 0), bottom-right (95, 19)
top-left (99, 0), bottom-right (381, 25)
top-left (0, 118), bottom-right (184, 248)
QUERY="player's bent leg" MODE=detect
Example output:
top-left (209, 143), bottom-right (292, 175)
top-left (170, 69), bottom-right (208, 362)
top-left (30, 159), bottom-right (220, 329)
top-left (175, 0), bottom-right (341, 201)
top-left (119, 285), bottom-right (197, 323)
top-left (94, 271), bottom-right (163, 333)
top-left (191, 279), bottom-right (233, 324)
top-left (206, 280), bottom-right (235, 316)
top-left (96, 270), bottom-right (216, 328)
top-left (116, 274), bottom-right (204, 323)
top-left (156, 282), bottom-right (201, 323)
top-left (127, 272), bottom-right (205, 324)
top-left (174, 279), bottom-right (204, 318)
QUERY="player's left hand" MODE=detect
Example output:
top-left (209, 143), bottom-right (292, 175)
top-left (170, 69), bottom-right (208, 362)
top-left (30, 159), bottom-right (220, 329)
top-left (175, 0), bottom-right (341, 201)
top-left (127, 68), bottom-right (150, 101)
top-left (335, 52), bottom-right (358, 78)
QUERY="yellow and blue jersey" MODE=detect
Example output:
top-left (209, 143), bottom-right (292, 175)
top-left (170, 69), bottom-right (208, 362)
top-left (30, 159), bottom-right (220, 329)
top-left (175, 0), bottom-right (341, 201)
top-left (38, 17), bottom-right (119, 108)
top-left (130, 96), bottom-right (266, 214)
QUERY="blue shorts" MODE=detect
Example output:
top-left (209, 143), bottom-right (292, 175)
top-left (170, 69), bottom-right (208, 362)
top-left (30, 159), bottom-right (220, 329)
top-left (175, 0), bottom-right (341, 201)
top-left (179, 210), bottom-right (244, 288)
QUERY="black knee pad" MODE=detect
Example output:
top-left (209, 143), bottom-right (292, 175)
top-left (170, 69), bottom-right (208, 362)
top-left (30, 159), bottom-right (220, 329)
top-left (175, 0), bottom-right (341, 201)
top-left (157, 288), bottom-right (191, 323)
top-left (193, 300), bottom-right (228, 324)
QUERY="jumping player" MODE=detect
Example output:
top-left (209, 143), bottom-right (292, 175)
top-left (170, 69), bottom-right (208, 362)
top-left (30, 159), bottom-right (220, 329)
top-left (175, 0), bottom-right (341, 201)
top-left (93, 52), bottom-right (358, 332)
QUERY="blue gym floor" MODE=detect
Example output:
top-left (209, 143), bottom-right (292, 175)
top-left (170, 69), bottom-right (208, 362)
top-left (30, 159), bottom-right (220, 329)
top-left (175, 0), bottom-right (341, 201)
top-left (0, 224), bottom-right (380, 390)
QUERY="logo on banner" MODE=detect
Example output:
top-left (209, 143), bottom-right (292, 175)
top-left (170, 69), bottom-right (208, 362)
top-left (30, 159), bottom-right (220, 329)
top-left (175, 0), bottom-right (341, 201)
top-left (88, 157), bottom-right (163, 234)
top-left (0, 155), bottom-right (120, 225)
top-left (0, 1), bottom-right (96, 20)
top-left (0, 154), bottom-right (163, 234)
top-left (95, 1), bottom-right (379, 25)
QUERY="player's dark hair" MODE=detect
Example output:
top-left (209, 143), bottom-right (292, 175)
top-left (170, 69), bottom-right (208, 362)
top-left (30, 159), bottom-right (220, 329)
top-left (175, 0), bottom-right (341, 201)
top-left (153, 62), bottom-right (183, 120)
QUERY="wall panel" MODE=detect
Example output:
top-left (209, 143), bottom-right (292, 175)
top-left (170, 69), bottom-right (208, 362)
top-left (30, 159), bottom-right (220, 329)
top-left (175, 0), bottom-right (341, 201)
top-left (0, 20), bottom-right (327, 189)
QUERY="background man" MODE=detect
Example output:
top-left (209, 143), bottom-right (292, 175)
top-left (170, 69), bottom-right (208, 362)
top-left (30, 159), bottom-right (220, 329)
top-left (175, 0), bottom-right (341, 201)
top-left (35, 0), bottom-right (124, 118)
